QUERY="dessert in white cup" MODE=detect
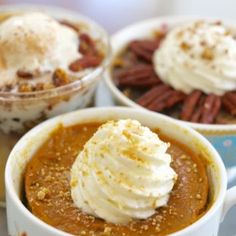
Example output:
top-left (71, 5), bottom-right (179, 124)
top-left (71, 119), bottom-right (177, 224)
top-left (0, 4), bottom-right (110, 205)
top-left (5, 107), bottom-right (236, 236)
top-left (23, 115), bottom-right (207, 235)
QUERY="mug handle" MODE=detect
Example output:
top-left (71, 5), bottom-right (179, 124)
top-left (221, 186), bottom-right (236, 221)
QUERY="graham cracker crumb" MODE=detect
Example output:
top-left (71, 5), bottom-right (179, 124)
top-left (37, 187), bottom-right (48, 200)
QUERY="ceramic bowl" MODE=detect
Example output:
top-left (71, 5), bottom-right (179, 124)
top-left (104, 16), bottom-right (236, 179)
top-left (5, 107), bottom-right (236, 236)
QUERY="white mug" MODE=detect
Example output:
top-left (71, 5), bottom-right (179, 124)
top-left (5, 107), bottom-right (236, 236)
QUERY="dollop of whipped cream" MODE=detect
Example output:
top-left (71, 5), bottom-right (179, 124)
top-left (153, 20), bottom-right (236, 95)
top-left (0, 12), bottom-right (80, 87)
top-left (71, 119), bottom-right (177, 224)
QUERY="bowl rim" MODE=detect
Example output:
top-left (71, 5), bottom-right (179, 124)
top-left (5, 107), bottom-right (227, 236)
top-left (0, 4), bottom-right (111, 101)
top-left (104, 15), bottom-right (236, 130)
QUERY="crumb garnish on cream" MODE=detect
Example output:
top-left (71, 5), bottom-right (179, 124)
top-left (153, 20), bottom-right (236, 95)
top-left (71, 119), bottom-right (177, 224)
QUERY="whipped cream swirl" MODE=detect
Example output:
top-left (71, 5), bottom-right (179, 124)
top-left (153, 20), bottom-right (236, 95)
top-left (71, 119), bottom-right (177, 224)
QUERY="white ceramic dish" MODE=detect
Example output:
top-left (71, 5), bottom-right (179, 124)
top-left (104, 15), bottom-right (236, 175)
top-left (5, 107), bottom-right (236, 236)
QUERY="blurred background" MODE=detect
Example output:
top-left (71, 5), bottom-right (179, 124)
top-left (0, 0), bottom-right (236, 33)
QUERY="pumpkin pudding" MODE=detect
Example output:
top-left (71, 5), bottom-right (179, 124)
top-left (24, 119), bottom-right (209, 235)
top-left (111, 20), bottom-right (236, 124)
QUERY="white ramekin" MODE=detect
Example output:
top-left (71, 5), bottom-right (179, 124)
top-left (104, 16), bottom-right (236, 180)
top-left (5, 107), bottom-right (236, 236)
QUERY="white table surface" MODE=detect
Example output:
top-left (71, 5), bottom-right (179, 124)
top-left (1, 81), bottom-right (236, 235)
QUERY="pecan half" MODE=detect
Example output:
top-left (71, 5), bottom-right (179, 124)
top-left (165, 90), bottom-right (186, 108)
top-left (136, 84), bottom-right (170, 107)
top-left (79, 33), bottom-right (98, 56)
top-left (116, 64), bottom-right (160, 87)
top-left (222, 93), bottom-right (236, 116)
top-left (190, 97), bottom-right (205, 123)
top-left (69, 56), bottom-right (102, 72)
top-left (17, 70), bottom-right (33, 79)
top-left (128, 40), bottom-right (160, 63)
top-left (117, 64), bottom-right (153, 80)
top-left (129, 44), bottom-right (152, 62)
top-left (146, 89), bottom-right (173, 111)
top-left (180, 90), bottom-right (202, 121)
top-left (200, 94), bottom-right (221, 123)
